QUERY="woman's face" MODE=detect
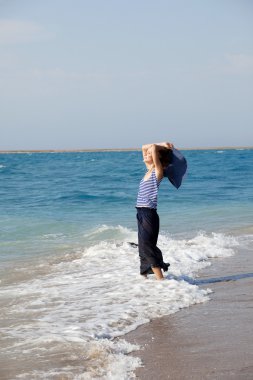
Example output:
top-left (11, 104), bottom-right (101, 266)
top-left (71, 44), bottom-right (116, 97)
top-left (143, 148), bottom-right (153, 165)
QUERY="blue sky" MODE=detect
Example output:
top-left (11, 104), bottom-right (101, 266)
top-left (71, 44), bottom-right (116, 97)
top-left (1, 0), bottom-right (253, 149)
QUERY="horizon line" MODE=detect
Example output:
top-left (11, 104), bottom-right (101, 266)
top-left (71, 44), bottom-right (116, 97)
top-left (0, 145), bottom-right (252, 154)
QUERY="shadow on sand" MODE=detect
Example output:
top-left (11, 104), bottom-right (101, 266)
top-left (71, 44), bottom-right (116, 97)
top-left (169, 272), bottom-right (253, 285)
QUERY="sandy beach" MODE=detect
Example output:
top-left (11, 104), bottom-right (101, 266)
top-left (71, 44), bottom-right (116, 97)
top-left (126, 240), bottom-right (253, 380)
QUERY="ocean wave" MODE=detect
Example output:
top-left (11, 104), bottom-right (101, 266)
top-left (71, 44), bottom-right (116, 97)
top-left (83, 224), bottom-right (135, 243)
top-left (0, 228), bottom-right (239, 379)
top-left (42, 233), bottom-right (66, 239)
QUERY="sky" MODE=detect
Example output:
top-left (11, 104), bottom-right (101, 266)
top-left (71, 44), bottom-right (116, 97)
top-left (0, 0), bottom-right (253, 150)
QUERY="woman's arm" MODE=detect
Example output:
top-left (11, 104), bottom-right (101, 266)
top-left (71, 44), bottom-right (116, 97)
top-left (151, 144), bottom-right (164, 181)
top-left (149, 142), bottom-right (174, 180)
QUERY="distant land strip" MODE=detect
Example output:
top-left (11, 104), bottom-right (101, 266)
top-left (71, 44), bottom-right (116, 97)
top-left (0, 146), bottom-right (252, 154)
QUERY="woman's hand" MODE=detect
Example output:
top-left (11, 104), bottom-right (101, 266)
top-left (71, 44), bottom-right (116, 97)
top-left (153, 142), bottom-right (174, 152)
top-left (160, 142), bottom-right (174, 150)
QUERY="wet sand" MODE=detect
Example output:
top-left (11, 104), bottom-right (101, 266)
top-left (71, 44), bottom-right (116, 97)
top-left (127, 245), bottom-right (253, 379)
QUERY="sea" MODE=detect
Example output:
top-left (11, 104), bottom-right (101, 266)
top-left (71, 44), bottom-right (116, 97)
top-left (0, 148), bottom-right (252, 379)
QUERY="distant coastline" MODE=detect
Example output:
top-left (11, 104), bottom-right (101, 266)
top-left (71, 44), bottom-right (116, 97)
top-left (0, 146), bottom-right (252, 154)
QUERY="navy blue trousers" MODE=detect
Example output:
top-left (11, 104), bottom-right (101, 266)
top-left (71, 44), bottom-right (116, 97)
top-left (136, 207), bottom-right (165, 275)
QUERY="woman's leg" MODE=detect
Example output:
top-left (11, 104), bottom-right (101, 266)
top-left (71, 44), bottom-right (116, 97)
top-left (137, 208), bottom-right (164, 280)
top-left (151, 267), bottom-right (164, 280)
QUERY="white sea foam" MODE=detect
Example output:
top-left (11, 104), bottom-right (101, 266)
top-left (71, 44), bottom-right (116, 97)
top-left (0, 226), bottom-right (239, 379)
top-left (42, 233), bottom-right (66, 239)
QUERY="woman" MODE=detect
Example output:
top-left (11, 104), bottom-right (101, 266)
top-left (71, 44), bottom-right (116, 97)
top-left (136, 142), bottom-right (173, 280)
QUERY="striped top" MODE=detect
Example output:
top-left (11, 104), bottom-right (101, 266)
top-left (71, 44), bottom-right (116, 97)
top-left (136, 169), bottom-right (162, 209)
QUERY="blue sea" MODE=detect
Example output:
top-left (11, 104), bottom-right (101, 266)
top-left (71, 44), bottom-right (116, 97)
top-left (0, 149), bottom-right (252, 379)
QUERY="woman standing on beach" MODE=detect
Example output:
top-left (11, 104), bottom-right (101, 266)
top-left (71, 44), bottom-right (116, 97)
top-left (136, 142), bottom-right (173, 280)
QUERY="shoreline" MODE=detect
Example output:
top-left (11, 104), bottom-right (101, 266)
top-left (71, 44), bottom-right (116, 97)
top-left (0, 146), bottom-right (252, 154)
top-left (126, 242), bottom-right (253, 379)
